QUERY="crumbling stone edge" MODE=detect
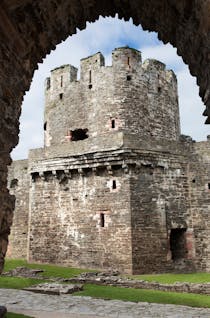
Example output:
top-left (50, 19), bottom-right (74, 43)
top-left (63, 272), bottom-right (210, 296)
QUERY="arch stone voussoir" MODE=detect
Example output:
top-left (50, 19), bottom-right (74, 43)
top-left (0, 0), bottom-right (209, 272)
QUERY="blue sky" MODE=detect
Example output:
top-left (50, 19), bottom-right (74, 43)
top-left (12, 16), bottom-right (209, 160)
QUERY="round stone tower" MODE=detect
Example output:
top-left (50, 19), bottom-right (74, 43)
top-left (44, 47), bottom-right (180, 147)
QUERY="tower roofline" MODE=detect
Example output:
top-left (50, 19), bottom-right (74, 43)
top-left (51, 64), bottom-right (78, 73)
top-left (80, 51), bottom-right (103, 61)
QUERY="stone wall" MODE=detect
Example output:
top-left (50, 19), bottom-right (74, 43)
top-left (6, 46), bottom-right (210, 275)
top-left (7, 160), bottom-right (29, 259)
top-left (130, 148), bottom-right (194, 274)
top-left (28, 165), bottom-right (132, 273)
top-left (187, 141), bottom-right (210, 271)
top-left (8, 135), bottom-right (210, 274)
top-left (0, 0), bottom-right (210, 273)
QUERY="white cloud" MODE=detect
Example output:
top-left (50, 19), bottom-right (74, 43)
top-left (141, 43), bottom-right (183, 71)
top-left (11, 16), bottom-right (208, 160)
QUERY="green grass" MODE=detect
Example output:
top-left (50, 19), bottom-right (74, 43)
top-left (3, 259), bottom-right (210, 309)
top-left (1, 258), bottom-right (94, 289)
top-left (4, 258), bottom-right (92, 279)
top-left (75, 283), bottom-right (210, 308)
top-left (0, 277), bottom-right (44, 289)
top-left (7, 313), bottom-right (34, 318)
top-left (130, 273), bottom-right (210, 284)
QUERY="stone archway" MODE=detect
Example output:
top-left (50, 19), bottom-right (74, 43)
top-left (0, 0), bottom-right (210, 272)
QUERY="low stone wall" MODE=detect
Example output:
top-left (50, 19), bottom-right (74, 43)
top-left (66, 272), bottom-right (210, 295)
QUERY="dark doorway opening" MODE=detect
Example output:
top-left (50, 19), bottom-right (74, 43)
top-left (170, 228), bottom-right (187, 261)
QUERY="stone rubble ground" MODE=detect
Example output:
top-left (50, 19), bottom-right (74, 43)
top-left (24, 282), bottom-right (83, 295)
top-left (5, 268), bottom-right (210, 296)
top-left (1, 289), bottom-right (210, 318)
top-left (63, 271), bottom-right (210, 295)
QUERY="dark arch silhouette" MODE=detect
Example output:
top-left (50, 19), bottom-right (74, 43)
top-left (0, 0), bottom-right (209, 272)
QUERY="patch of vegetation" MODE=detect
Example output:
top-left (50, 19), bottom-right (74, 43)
top-left (75, 283), bottom-right (210, 308)
top-left (7, 313), bottom-right (34, 318)
top-left (3, 259), bottom-right (210, 309)
top-left (130, 273), bottom-right (210, 284)
top-left (0, 277), bottom-right (44, 289)
top-left (4, 259), bottom-right (92, 279)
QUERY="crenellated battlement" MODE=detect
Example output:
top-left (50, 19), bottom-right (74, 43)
top-left (45, 47), bottom-right (176, 91)
top-left (44, 47), bottom-right (180, 148)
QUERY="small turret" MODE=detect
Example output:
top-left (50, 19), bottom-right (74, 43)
top-left (80, 52), bottom-right (105, 86)
top-left (112, 47), bottom-right (142, 70)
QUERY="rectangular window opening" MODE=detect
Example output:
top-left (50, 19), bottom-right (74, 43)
top-left (127, 75), bottom-right (132, 81)
top-left (112, 180), bottom-right (117, 189)
top-left (70, 128), bottom-right (88, 141)
top-left (111, 119), bottom-right (115, 129)
top-left (208, 183), bottom-right (210, 189)
top-left (100, 213), bottom-right (105, 227)
top-left (59, 93), bottom-right (63, 100)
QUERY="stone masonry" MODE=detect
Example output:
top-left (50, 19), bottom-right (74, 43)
top-left (7, 47), bottom-right (210, 274)
top-left (1, 0), bottom-right (210, 276)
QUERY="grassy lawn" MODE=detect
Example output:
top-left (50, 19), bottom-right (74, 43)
top-left (3, 258), bottom-right (92, 279)
top-left (7, 313), bottom-right (34, 318)
top-left (0, 276), bottom-right (45, 289)
top-left (3, 259), bottom-right (210, 309)
top-left (130, 273), bottom-right (210, 284)
top-left (75, 283), bottom-right (210, 308)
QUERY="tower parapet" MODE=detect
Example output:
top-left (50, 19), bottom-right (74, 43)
top-left (112, 46), bottom-right (142, 71)
top-left (80, 52), bottom-right (105, 84)
top-left (43, 47), bottom-right (180, 148)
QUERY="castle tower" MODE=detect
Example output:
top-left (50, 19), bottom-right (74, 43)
top-left (9, 47), bottom-right (205, 275)
top-left (43, 47), bottom-right (180, 148)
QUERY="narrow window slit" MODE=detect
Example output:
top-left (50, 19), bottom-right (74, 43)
top-left (59, 93), bottom-right (63, 100)
top-left (88, 70), bottom-right (92, 89)
top-left (111, 119), bottom-right (115, 129)
top-left (100, 213), bottom-right (105, 227)
top-left (60, 75), bottom-right (63, 87)
top-left (112, 180), bottom-right (117, 189)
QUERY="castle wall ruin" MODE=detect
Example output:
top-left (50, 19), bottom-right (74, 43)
top-left (0, 0), bottom-right (210, 273)
top-left (8, 47), bottom-right (210, 274)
